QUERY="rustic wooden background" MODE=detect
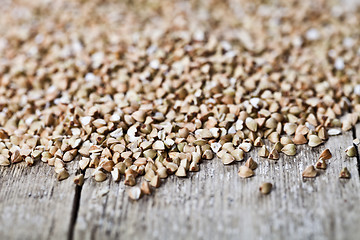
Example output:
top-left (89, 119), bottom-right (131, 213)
top-left (0, 124), bottom-right (359, 240)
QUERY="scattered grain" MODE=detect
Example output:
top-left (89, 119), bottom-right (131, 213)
top-left (339, 167), bottom-right (351, 179)
top-left (302, 165), bottom-right (318, 178)
top-left (345, 146), bottom-right (356, 157)
top-left (259, 183), bottom-right (272, 195)
top-left (238, 166), bottom-right (254, 178)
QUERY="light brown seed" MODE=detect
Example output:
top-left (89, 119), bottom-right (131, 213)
top-left (221, 153), bottom-right (235, 165)
top-left (268, 148), bottom-right (279, 160)
top-left (80, 116), bottom-right (92, 126)
top-left (280, 136), bottom-right (293, 146)
top-left (345, 146), bottom-right (356, 157)
top-left (0, 155), bottom-right (10, 166)
top-left (178, 128), bottom-right (189, 138)
top-left (191, 152), bottom-right (201, 164)
top-left (143, 149), bottom-right (156, 159)
top-left (92, 119), bottom-right (107, 128)
top-left (48, 157), bottom-right (56, 167)
top-left (57, 168), bottom-right (70, 181)
top-left (54, 158), bottom-right (65, 170)
top-left (259, 182), bottom-right (272, 195)
top-left (284, 123), bottom-right (297, 136)
top-left (268, 132), bottom-right (280, 143)
top-left (273, 142), bottom-right (283, 152)
top-left (245, 157), bottom-right (258, 170)
top-left (239, 142), bottom-right (252, 152)
top-left (319, 149), bottom-right (332, 161)
top-left (144, 168), bottom-right (156, 182)
top-left (165, 162), bottom-right (178, 174)
top-left (101, 148), bottom-right (112, 159)
top-left (31, 149), bottom-right (42, 159)
top-left (157, 167), bottom-right (168, 178)
top-left (141, 181), bottom-right (151, 195)
top-left (94, 169), bottom-right (107, 182)
top-left (265, 118), bottom-right (277, 129)
top-left (254, 137), bottom-right (263, 147)
top-left (180, 158), bottom-right (190, 170)
top-left (210, 128), bottom-right (220, 138)
top-left (175, 165), bottom-right (187, 177)
top-left (318, 126), bottom-right (328, 140)
top-left (195, 129), bottom-right (213, 139)
top-left (339, 167), bottom-right (351, 179)
top-left (222, 142), bottom-right (235, 152)
top-left (112, 144), bottom-right (126, 153)
top-left (19, 148), bottom-right (31, 157)
top-left (150, 175), bottom-right (161, 187)
top-left (231, 149), bottom-right (244, 161)
top-left (328, 128), bottom-right (341, 136)
top-left (216, 150), bottom-right (227, 160)
top-left (315, 160), bottom-right (327, 170)
top-left (79, 157), bottom-right (90, 170)
top-left (211, 142), bottom-right (222, 153)
top-left (11, 150), bottom-right (23, 163)
top-left (111, 168), bottom-right (121, 182)
top-left (128, 186), bottom-right (142, 200)
top-left (238, 165), bottom-right (254, 178)
top-left (25, 156), bottom-right (34, 166)
top-left (302, 165), bottom-right (317, 178)
top-left (342, 120), bottom-right (352, 132)
top-left (258, 145), bottom-right (269, 158)
top-left (132, 110), bottom-right (146, 122)
top-left (189, 161), bottom-right (199, 171)
top-left (202, 149), bottom-right (213, 160)
top-left (293, 133), bottom-right (307, 145)
top-left (245, 117), bottom-right (257, 132)
top-left (296, 125), bottom-right (310, 136)
top-left (308, 135), bottom-right (323, 147)
top-left (63, 149), bottom-right (77, 162)
top-left (281, 144), bottom-right (296, 156)
top-left (100, 159), bottom-right (115, 172)
top-left (115, 162), bottom-right (126, 174)
top-left (125, 173), bottom-right (136, 186)
top-left (153, 140), bottom-right (165, 150)
top-left (74, 174), bottom-right (84, 186)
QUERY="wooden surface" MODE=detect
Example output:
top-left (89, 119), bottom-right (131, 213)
top-left (73, 130), bottom-right (360, 240)
top-left (0, 161), bottom-right (78, 240)
top-left (0, 127), bottom-right (359, 240)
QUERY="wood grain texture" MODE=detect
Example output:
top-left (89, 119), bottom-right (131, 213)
top-left (73, 131), bottom-right (360, 240)
top-left (0, 161), bottom-right (78, 240)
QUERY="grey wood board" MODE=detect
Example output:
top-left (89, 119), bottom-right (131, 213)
top-left (73, 131), bottom-right (360, 240)
top-left (0, 161), bottom-right (78, 240)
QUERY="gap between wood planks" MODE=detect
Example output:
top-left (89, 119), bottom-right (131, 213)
top-left (349, 107), bottom-right (360, 175)
top-left (66, 124), bottom-right (360, 240)
top-left (67, 168), bottom-right (85, 240)
top-left (352, 126), bottom-right (360, 175)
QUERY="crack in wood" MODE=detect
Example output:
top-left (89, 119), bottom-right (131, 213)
top-left (67, 169), bottom-right (85, 240)
top-left (352, 126), bottom-right (360, 177)
top-left (349, 107), bottom-right (360, 177)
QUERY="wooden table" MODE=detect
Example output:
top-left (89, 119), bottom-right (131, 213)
top-left (1, 124), bottom-right (359, 240)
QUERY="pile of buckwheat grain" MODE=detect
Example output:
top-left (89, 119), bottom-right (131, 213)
top-left (0, 0), bottom-right (359, 199)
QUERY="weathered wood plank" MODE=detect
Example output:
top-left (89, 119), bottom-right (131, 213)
top-left (74, 131), bottom-right (360, 240)
top-left (0, 161), bottom-right (78, 240)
